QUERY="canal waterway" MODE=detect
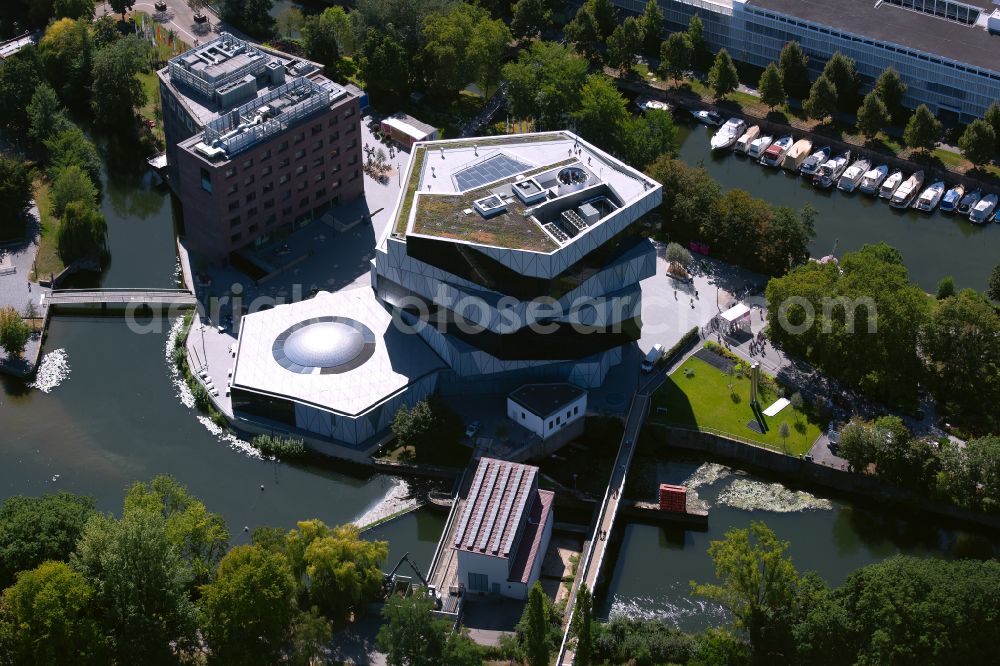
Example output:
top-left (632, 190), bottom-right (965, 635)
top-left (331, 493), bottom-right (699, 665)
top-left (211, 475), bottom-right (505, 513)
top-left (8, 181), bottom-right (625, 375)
top-left (677, 122), bottom-right (998, 293)
top-left (2, 127), bottom-right (997, 615)
top-left (601, 456), bottom-right (1000, 630)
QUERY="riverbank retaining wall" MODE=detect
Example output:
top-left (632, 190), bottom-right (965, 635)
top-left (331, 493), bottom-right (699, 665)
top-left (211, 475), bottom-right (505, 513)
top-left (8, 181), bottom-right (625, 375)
top-left (644, 423), bottom-right (1000, 532)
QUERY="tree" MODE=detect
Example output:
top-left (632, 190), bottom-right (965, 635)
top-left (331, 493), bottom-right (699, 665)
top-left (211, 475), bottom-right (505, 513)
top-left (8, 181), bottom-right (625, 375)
top-left (0, 492), bottom-right (95, 589)
top-left (0, 156), bottom-right (32, 241)
top-left (302, 9), bottom-right (341, 69)
top-left (874, 68), bottom-right (907, 125)
top-left (284, 520), bottom-right (388, 620)
top-left (923, 289), bottom-right (1000, 432)
top-left (766, 243), bottom-right (930, 406)
top-left (107, 0), bottom-right (135, 22)
top-left (778, 421), bottom-right (791, 450)
top-left (57, 201), bottom-right (107, 264)
top-left (0, 561), bottom-right (105, 665)
top-left (958, 119), bottom-right (996, 167)
top-left (38, 18), bottom-right (93, 110)
top-left (510, 0), bottom-right (551, 42)
top-left (199, 545), bottom-right (296, 665)
top-left (821, 51), bottom-right (858, 112)
top-left (693, 522), bottom-right (802, 660)
top-left (594, 615), bottom-right (697, 665)
top-left (658, 32), bottom-right (692, 84)
top-left (687, 13), bottom-right (705, 67)
top-left (51, 165), bottom-right (97, 217)
top-left (564, 0), bottom-right (617, 64)
top-left (936, 275), bottom-right (956, 299)
top-left (123, 475), bottom-right (230, 587)
top-left (855, 91), bottom-right (890, 141)
top-left (376, 592), bottom-right (447, 666)
top-left (0, 306), bottom-right (31, 358)
top-left (804, 75), bottom-right (837, 123)
top-left (989, 263), bottom-right (1000, 302)
top-left (288, 606), bottom-right (333, 666)
top-left (71, 509), bottom-right (198, 664)
top-left (275, 7), bottom-right (303, 38)
top-left (522, 581), bottom-right (553, 666)
top-left (645, 156), bottom-right (721, 243)
top-left (708, 48), bottom-right (739, 100)
top-left (837, 418), bottom-right (875, 472)
top-left (91, 15), bottom-right (120, 48)
top-left (758, 62), bottom-right (785, 111)
top-left (903, 104), bottom-right (942, 153)
top-left (984, 101), bottom-right (1000, 155)
top-left (778, 41), bottom-right (809, 99)
top-left (467, 12), bottom-right (512, 98)
top-left (45, 126), bottom-right (102, 187)
top-left (53, 0), bottom-right (92, 20)
top-left (91, 35), bottom-right (150, 129)
top-left (665, 242), bottom-right (693, 269)
top-left (502, 41), bottom-right (588, 129)
top-left (639, 0), bottom-right (664, 58)
top-left (572, 74), bottom-right (628, 155)
top-left (359, 30), bottom-right (410, 100)
top-left (571, 583), bottom-right (595, 666)
top-left (0, 50), bottom-right (43, 132)
top-left (606, 16), bottom-right (642, 76)
top-left (221, 0), bottom-right (274, 38)
top-left (619, 111), bottom-right (677, 170)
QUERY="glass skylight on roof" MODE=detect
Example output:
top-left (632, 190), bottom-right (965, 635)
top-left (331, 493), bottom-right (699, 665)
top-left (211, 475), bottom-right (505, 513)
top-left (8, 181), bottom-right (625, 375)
top-left (454, 154), bottom-right (532, 191)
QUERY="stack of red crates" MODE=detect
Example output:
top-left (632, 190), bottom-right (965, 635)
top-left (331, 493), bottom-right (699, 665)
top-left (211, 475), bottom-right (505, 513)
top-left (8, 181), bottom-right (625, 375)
top-left (659, 484), bottom-right (686, 513)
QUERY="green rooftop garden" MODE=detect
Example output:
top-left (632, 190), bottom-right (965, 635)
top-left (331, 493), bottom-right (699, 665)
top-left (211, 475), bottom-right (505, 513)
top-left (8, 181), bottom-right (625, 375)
top-left (649, 355), bottom-right (827, 456)
top-left (392, 133), bottom-right (566, 238)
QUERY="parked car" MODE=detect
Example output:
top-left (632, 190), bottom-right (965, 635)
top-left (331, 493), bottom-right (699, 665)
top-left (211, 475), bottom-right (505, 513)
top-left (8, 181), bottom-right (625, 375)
top-left (465, 421), bottom-right (480, 439)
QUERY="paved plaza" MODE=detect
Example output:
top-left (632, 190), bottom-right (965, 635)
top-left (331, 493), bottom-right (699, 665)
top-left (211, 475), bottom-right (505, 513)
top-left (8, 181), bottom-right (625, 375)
top-left (0, 204), bottom-right (50, 375)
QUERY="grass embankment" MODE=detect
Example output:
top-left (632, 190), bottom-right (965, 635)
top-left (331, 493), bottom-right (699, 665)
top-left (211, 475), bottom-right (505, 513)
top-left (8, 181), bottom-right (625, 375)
top-left (649, 356), bottom-right (825, 456)
top-left (380, 437), bottom-right (473, 468)
top-left (30, 178), bottom-right (65, 282)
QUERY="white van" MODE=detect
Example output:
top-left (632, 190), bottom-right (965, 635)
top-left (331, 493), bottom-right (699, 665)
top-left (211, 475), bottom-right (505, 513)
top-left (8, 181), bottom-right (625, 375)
top-left (641, 344), bottom-right (664, 372)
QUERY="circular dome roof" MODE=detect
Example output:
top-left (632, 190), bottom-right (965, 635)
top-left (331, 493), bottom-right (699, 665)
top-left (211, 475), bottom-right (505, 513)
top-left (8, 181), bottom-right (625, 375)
top-left (272, 316), bottom-right (376, 375)
top-left (283, 321), bottom-right (364, 369)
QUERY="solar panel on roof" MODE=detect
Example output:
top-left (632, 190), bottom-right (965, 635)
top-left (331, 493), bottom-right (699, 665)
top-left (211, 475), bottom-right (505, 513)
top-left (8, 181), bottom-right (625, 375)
top-left (454, 155), bottom-right (531, 191)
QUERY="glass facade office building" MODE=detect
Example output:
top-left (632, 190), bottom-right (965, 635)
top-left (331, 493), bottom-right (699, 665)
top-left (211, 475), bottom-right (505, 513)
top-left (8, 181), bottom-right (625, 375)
top-left (615, 0), bottom-right (1000, 123)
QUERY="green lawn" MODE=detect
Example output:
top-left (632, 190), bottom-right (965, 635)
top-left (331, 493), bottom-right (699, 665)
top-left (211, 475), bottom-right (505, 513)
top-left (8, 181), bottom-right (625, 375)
top-left (649, 357), bottom-right (826, 456)
top-left (381, 438), bottom-right (473, 468)
top-left (31, 177), bottom-right (65, 281)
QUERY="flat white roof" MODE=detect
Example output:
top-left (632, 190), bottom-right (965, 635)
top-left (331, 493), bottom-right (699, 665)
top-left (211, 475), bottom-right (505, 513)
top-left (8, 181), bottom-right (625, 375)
top-left (720, 303), bottom-right (751, 323)
top-left (382, 116), bottom-right (434, 141)
top-left (232, 288), bottom-right (444, 417)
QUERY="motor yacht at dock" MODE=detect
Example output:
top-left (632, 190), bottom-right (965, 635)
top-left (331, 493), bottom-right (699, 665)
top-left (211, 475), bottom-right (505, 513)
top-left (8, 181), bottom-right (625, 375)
top-left (914, 181), bottom-right (945, 212)
top-left (734, 126), bottom-right (759, 155)
top-left (940, 184), bottom-right (965, 213)
top-left (813, 151), bottom-right (850, 189)
top-left (858, 165), bottom-right (888, 195)
top-left (837, 158), bottom-right (871, 192)
top-left (799, 146), bottom-right (830, 176)
top-left (879, 171), bottom-right (904, 199)
top-left (710, 118), bottom-right (748, 151)
top-left (760, 135), bottom-right (793, 167)
top-left (969, 193), bottom-right (998, 224)
top-left (781, 139), bottom-right (813, 171)
top-left (890, 171), bottom-right (925, 209)
top-left (957, 189), bottom-right (982, 215)
top-left (747, 134), bottom-right (773, 160)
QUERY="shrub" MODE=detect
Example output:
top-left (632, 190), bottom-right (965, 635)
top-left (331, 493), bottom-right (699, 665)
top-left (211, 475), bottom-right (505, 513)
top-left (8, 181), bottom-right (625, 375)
top-left (252, 434), bottom-right (307, 458)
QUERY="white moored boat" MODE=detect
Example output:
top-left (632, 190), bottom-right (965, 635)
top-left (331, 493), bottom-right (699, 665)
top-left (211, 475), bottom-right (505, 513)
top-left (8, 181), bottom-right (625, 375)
top-left (799, 146), bottom-right (830, 177)
top-left (837, 158), bottom-right (871, 192)
top-left (879, 171), bottom-right (904, 199)
top-left (969, 193), bottom-right (998, 224)
top-left (940, 184), bottom-right (964, 213)
top-left (914, 181), bottom-right (945, 212)
top-left (760, 135), bottom-right (793, 167)
top-left (711, 118), bottom-right (748, 151)
top-left (747, 135), bottom-right (773, 160)
top-left (692, 109), bottom-right (723, 125)
top-left (734, 126), bottom-right (760, 154)
top-left (890, 171), bottom-right (925, 208)
top-left (858, 165), bottom-right (889, 195)
top-left (781, 139), bottom-right (813, 171)
top-left (813, 151), bottom-right (850, 189)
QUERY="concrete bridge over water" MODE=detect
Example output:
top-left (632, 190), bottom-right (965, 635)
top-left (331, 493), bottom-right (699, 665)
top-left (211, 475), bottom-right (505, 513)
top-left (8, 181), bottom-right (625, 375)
top-left (44, 288), bottom-right (198, 309)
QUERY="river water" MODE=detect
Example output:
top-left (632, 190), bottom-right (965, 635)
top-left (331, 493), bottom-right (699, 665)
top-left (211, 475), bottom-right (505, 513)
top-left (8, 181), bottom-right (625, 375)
top-left (677, 122), bottom-right (999, 292)
top-left (1, 130), bottom-right (995, 617)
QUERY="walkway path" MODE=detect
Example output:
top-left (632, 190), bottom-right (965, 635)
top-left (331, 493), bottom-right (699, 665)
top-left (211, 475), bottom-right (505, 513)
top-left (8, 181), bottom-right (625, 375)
top-left (45, 288), bottom-right (197, 307)
top-left (97, 1), bottom-right (219, 44)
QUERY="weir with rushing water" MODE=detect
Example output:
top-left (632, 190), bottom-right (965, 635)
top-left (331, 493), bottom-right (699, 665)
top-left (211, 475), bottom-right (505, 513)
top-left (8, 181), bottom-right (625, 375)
top-left (2, 131), bottom-right (998, 629)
